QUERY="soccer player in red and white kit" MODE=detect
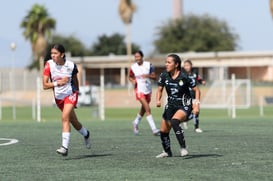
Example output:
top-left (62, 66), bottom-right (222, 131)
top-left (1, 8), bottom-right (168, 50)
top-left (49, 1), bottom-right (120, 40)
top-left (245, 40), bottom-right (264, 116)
top-left (43, 44), bottom-right (91, 156)
top-left (129, 50), bottom-right (160, 136)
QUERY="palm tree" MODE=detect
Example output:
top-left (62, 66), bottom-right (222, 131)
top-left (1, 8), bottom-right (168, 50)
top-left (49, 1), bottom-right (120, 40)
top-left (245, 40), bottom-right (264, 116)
top-left (269, 0), bottom-right (273, 17)
top-left (118, 0), bottom-right (136, 57)
top-left (119, 0), bottom-right (136, 86)
top-left (21, 4), bottom-right (56, 64)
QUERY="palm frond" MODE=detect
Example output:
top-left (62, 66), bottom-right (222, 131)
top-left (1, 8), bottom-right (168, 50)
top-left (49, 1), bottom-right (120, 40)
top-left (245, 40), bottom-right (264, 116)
top-left (118, 0), bottom-right (136, 24)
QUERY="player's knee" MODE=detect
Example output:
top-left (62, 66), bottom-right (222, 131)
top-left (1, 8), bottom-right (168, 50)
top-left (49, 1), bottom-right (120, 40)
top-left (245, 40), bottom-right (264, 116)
top-left (170, 119), bottom-right (181, 131)
top-left (62, 115), bottom-right (70, 123)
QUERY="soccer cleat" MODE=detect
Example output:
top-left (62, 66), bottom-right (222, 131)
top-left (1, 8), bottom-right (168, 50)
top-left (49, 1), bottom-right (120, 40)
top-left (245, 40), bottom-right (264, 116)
top-left (84, 130), bottom-right (91, 149)
top-left (183, 122), bottom-right (188, 130)
top-left (133, 122), bottom-right (139, 135)
top-left (156, 151), bottom-right (172, 158)
top-left (195, 128), bottom-right (203, 133)
top-left (56, 146), bottom-right (68, 156)
top-left (152, 129), bottom-right (160, 136)
top-left (180, 148), bottom-right (189, 157)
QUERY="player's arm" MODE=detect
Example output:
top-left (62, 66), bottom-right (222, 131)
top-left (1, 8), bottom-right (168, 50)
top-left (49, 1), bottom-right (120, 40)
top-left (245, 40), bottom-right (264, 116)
top-left (149, 71), bottom-right (156, 80)
top-left (128, 69), bottom-right (136, 85)
top-left (43, 62), bottom-right (69, 90)
top-left (72, 74), bottom-right (79, 91)
top-left (197, 74), bottom-right (206, 85)
top-left (142, 64), bottom-right (156, 80)
top-left (156, 86), bottom-right (164, 107)
top-left (192, 86), bottom-right (200, 114)
top-left (156, 72), bottom-right (165, 107)
top-left (43, 76), bottom-right (69, 90)
top-left (43, 75), bottom-right (55, 90)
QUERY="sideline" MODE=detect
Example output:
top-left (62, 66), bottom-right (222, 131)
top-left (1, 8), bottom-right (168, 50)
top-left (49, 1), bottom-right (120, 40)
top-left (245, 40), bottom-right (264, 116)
top-left (0, 138), bottom-right (19, 146)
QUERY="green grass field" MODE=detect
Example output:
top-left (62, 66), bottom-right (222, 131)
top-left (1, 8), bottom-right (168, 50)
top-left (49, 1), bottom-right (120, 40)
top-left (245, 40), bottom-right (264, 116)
top-left (0, 106), bottom-right (273, 181)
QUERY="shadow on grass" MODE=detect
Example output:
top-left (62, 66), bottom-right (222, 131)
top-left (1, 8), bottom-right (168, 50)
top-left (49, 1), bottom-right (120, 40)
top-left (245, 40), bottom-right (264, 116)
top-left (182, 153), bottom-right (223, 159)
top-left (66, 153), bottom-right (112, 160)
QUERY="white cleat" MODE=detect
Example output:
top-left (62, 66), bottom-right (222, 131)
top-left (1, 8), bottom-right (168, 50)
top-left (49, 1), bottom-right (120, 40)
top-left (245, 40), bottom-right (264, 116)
top-left (156, 151), bottom-right (170, 158)
top-left (183, 122), bottom-right (188, 130)
top-left (84, 130), bottom-right (91, 149)
top-left (56, 146), bottom-right (68, 156)
top-left (195, 128), bottom-right (203, 133)
top-left (181, 148), bottom-right (189, 157)
top-left (133, 122), bottom-right (139, 135)
top-left (152, 129), bottom-right (160, 136)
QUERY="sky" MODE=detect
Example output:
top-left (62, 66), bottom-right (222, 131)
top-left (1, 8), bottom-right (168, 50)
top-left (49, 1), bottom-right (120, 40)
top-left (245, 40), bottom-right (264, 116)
top-left (1, 0), bottom-right (273, 68)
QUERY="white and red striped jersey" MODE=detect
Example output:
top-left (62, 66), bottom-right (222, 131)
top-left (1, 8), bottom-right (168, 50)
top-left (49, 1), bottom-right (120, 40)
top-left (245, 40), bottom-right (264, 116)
top-left (129, 61), bottom-right (155, 94)
top-left (43, 59), bottom-right (78, 100)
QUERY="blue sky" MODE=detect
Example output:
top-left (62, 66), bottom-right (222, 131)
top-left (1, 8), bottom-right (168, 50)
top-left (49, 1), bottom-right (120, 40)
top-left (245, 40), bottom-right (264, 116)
top-left (1, 0), bottom-right (273, 68)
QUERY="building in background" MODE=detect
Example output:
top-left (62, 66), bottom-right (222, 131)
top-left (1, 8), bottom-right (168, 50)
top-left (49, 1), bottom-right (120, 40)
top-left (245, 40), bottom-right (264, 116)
top-left (72, 51), bottom-right (273, 87)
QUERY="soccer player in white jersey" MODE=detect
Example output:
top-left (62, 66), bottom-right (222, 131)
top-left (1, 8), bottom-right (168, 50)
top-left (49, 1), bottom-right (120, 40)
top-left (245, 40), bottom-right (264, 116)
top-left (43, 44), bottom-right (91, 156)
top-left (129, 50), bottom-right (160, 136)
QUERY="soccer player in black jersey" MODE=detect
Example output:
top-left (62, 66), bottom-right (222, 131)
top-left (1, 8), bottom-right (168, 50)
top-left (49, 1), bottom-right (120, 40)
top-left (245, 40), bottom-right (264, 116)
top-left (156, 54), bottom-right (200, 158)
top-left (183, 59), bottom-right (205, 133)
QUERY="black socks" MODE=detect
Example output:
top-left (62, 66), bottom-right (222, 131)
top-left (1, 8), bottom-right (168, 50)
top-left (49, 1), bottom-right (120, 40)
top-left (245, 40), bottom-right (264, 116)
top-left (160, 132), bottom-right (172, 156)
top-left (193, 114), bottom-right (199, 129)
top-left (170, 119), bottom-right (186, 149)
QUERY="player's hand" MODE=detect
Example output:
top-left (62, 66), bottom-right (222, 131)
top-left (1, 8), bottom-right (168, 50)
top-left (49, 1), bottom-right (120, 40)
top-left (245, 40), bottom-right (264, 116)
top-left (57, 77), bottom-right (69, 86)
top-left (156, 101), bottom-right (161, 107)
top-left (202, 80), bottom-right (206, 85)
top-left (141, 74), bottom-right (150, 79)
top-left (130, 79), bottom-right (137, 86)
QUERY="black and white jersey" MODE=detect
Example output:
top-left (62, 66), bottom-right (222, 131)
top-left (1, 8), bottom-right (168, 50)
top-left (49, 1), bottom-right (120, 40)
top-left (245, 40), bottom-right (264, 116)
top-left (183, 69), bottom-right (203, 99)
top-left (158, 70), bottom-right (196, 107)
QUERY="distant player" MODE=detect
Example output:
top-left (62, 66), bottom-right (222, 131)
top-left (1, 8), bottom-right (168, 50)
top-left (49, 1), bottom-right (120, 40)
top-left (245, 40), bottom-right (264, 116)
top-left (43, 44), bottom-right (91, 156)
top-left (183, 59), bottom-right (205, 133)
top-left (156, 54), bottom-right (200, 158)
top-left (129, 50), bottom-right (160, 136)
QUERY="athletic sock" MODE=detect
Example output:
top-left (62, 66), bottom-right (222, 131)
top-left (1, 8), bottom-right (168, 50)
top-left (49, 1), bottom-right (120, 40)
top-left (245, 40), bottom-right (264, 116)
top-left (193, 114), bottom-right (199, 129)
top-left (78, 127), bottom-right (88, 137)
top-left (146, 115), bottom-right (157, 131)
top-left (133, 114), bottom-right (142, 125)
top-left (170, 119), bottom-right (186, 149)
top-left (62, 132), bottom-right (71, 149)
top-left (160, 132), bottom-right (172, 156)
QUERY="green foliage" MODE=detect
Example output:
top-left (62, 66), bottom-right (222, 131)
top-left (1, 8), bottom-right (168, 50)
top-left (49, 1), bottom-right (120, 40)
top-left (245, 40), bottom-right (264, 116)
top-left (21, 4), bottom-right (56, 70)
top-left (154, 14), bottom-right (239, 53)
top-left (91, 33), bottom-right (140, 56)
top-left (20, 4), bottom-right (55, 44)
top-left (49, 34), bottom-right (90, 57)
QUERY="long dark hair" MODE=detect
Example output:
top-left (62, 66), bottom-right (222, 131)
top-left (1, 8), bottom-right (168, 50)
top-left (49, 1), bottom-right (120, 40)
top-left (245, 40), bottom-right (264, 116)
top-left (167, 54), bottom-right (182, 71)
top-left (134, 50), bottom-right (144, 58)
top-left (51, 43), bottom-right (66, 59)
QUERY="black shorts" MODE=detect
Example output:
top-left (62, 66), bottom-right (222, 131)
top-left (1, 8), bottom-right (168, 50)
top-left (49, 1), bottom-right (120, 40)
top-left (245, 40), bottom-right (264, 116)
top-left (162, 104), bottom-right (192, 121)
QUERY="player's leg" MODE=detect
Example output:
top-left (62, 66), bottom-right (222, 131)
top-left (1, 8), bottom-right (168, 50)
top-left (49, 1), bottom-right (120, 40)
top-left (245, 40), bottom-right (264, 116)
top-left (172, 110), bottom-right (189, 157)
top-left (132, 106), bottom-right (145, 135)
top-left (183, 109), bottom-right (194, 130)
top-left (192, 104), bottom-right (203, 133)
top-left (139, 97), bottom-right (159, 135)
top-left (70, 109), bottom-right (91, 149)
top-left (156, 119), bottom-right (172, 158)
top-left (56, 103), bottom-right (73, 156)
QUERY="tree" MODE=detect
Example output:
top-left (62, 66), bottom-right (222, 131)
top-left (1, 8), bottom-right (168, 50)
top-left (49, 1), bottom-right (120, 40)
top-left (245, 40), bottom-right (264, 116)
top-left (50, 34), bottom-right (90, 56)
top-left (21, 4), bottom-right (56, 64)
top-left (44, 34), bottom-right (91, 63)
top-left (154, 14), bottom-right (238, 53)
top-left (119, 0), bottom-right (136, 24)
top-left (91, 33), bottom-right (140, 56)
top-left (118, 0), bottom-right (136, 58)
